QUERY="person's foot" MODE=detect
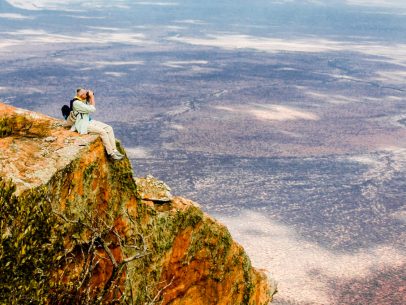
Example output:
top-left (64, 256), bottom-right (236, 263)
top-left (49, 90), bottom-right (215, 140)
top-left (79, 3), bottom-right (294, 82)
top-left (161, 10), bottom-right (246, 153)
top-left (109, 152), bottom-right (123, 160)
top-left (113, 149), bottom-right (125, 157)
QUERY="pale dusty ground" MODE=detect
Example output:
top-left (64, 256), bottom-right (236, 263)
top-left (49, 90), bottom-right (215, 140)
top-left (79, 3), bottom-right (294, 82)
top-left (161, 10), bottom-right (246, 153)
top-left (219, 211), bottom-right (405, 305)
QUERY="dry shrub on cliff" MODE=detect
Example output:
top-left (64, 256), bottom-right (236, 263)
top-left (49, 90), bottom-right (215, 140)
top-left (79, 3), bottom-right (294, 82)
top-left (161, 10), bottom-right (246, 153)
top-left (52, 209), bottom-right (151, 305)
top-left (0, 178), bottom-right (64, 304)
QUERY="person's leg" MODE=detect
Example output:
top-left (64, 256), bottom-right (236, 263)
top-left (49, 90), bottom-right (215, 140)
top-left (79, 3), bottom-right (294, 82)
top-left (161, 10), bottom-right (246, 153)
top-left (87, 120), bottom-right (115, 155)
top-left (91, 120), bottom-right (117, 151)
top-left (104, 124), bottom-right (117, 151)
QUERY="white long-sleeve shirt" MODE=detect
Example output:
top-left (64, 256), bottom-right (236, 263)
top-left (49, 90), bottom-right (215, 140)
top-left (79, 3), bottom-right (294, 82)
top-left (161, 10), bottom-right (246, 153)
top-left (71, 98), bottom-right (96, 134)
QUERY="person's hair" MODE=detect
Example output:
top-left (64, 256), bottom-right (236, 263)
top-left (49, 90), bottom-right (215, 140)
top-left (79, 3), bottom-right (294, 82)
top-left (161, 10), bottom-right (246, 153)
top-left (76, 88), bottom-right (85, 94)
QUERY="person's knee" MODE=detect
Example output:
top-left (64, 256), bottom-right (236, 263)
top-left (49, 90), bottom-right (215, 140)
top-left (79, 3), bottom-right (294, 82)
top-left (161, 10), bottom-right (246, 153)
top-left (106, 125), bottom-right (113, 133)
top-left (96, 130), bottom-right (108, 138)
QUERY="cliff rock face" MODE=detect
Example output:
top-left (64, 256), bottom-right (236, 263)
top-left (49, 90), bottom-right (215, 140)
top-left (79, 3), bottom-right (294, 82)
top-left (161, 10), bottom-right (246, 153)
top-left (0, 103), bottom-right (276, 304)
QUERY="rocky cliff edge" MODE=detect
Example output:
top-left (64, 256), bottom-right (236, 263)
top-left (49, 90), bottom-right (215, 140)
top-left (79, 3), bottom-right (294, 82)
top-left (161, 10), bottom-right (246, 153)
top-left (0, 102), bottom-right (276, 304)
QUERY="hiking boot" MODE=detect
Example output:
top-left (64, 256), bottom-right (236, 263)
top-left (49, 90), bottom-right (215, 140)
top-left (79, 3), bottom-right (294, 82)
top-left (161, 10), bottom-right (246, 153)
top-left (109, 152), bottom-right (124, 161)
top-left (113, 149), bottom-right (125, 157)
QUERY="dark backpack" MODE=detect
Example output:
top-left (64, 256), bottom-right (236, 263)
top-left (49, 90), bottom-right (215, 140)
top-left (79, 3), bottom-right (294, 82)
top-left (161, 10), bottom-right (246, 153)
top-left (61, 98), bottom-right (78, 120)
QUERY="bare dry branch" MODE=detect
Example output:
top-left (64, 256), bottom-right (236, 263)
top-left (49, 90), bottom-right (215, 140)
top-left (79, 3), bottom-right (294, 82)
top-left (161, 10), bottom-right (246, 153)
top-left (147, 276), bottom-right (175, 305)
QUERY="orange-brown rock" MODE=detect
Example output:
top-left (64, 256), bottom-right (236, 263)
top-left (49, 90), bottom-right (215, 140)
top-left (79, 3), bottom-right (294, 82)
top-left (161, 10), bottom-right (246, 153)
top-left (0, 102), bottom-right (276, 304)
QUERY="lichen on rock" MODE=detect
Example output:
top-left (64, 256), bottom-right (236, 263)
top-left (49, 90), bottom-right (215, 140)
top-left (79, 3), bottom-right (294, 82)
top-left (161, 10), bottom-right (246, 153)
top-left (0, 103), bottom-right (276, 304)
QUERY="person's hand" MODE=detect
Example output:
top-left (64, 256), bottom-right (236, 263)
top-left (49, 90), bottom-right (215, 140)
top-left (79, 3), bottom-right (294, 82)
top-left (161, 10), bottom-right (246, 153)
top-left (87, 90), bottom-right (95, 105)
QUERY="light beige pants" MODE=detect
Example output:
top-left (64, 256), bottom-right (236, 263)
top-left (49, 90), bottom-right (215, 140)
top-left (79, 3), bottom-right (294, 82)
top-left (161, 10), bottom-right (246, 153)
top-left (87, 120), bottom-right (117, 155)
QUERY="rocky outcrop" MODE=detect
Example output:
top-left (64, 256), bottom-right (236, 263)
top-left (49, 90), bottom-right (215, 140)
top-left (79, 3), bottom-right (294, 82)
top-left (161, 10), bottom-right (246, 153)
top-left (0, 103), bottom-right (276, 304)
top-left (135, 175), bottom-right (174, 202)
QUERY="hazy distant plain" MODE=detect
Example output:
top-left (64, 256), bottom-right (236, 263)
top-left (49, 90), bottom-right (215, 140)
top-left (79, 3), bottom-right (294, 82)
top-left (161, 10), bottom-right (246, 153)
top-left (1, 1), bottom-right (405, 304)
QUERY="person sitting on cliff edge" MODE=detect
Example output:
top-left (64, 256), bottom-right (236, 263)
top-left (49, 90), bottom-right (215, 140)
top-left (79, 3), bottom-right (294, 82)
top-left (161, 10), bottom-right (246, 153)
top-left (70, 88), bottom-right (124, 161)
